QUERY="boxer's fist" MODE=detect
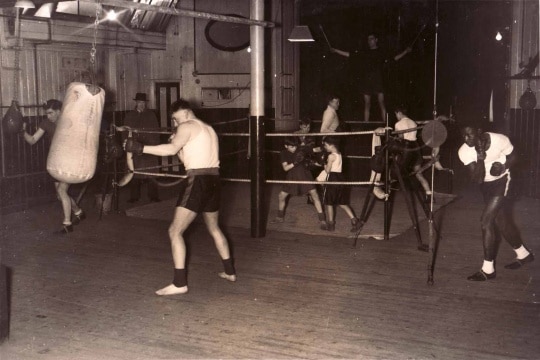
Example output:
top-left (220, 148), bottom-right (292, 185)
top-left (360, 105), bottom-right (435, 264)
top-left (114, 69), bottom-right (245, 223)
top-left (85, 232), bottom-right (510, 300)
top-left (490, 162), bottom-right (506, 176)
top-left (475, 140), bottom-right (486, 161)
top-left (320, 151), bottom-right (329, 165)
top-left (293, 151), bottom-right (305, 166)
top-left (124, 138), bottom-right (144, 156)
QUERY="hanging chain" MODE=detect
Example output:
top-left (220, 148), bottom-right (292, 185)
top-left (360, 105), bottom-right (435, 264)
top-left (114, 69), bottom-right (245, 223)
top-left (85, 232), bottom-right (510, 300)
top-left (90, 1), bottom-right (102, 86)
top-left (13, 9), bottom-right (22, 102)
top-left (13, 41), bottom-right (20, 102)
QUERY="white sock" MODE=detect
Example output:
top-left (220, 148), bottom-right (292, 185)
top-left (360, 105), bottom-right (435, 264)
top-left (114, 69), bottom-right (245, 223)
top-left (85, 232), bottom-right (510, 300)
top-left (514, 246), bottom-right (530, 260)
top-left (426, 191), bottom-right (432, 195)
top-left (74, 209), bottom-right (82, 216)
top-left (481, 260), bottom-right (495, 274)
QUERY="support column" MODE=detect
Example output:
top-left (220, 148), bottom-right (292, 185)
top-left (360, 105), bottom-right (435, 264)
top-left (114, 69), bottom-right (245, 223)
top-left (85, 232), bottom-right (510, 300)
top-left (250, 0), bottom-right (266, 238)
top-left (0, 249), bottom-right (9, 343)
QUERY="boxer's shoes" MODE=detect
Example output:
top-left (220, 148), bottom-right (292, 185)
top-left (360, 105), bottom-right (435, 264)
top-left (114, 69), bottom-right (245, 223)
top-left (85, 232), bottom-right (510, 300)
top-left (56, 210), bottom-right (86, 235)
top-left (57, 224), bottom-right (74, 234)
top-left (505, 253), bottom-right (534, 269)
top-left (468, 252), bottom-right (535, 281)
top-left (218, 272), bottom-right (237, 282)
top-left (350, 217), bottom-right (361, 232)
top-left (71, 211), bottom-right (86, 225)
top-left (467, 269), bottom-right (496, 281)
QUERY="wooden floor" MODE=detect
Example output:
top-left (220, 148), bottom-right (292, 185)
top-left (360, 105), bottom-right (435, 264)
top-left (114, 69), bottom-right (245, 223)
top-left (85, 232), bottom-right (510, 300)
top-left (0, 183), bottom-right (539, 359)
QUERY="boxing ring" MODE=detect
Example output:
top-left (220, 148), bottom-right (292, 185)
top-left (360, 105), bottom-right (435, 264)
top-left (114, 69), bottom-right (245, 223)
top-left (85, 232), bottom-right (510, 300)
top-left (114, 117), bottom-right (456, 243)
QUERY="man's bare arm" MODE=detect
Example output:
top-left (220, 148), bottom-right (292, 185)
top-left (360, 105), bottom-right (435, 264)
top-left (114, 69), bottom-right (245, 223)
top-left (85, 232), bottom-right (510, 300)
top-left (330, 47), bottom-right (350, 57)
top-left (467, 160), bottom-right (485, 184)
top-left (143, 122), bottom-right (194, 157)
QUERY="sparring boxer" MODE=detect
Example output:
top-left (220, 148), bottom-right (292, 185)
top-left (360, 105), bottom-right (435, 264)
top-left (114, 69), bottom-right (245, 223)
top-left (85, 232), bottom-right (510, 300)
top-left (394, 104), bottom-right (433, 203)
top-left (124, 99), bottom-right (235, 295)
top-left (458, 123), bottom-right (534, 281)
top-left (295, 117), bottom-right (323, 205)
top-left (22, 99), bottom-right (86, 234)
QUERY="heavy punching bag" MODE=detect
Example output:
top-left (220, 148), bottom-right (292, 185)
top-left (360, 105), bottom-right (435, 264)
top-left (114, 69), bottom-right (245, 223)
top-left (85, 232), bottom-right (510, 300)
top-left (47, 82), bottom-right (105, 183)
top-left (519, 84), bottom-right (537, 110)
top-left (2, 100), bottom-right (23, 134)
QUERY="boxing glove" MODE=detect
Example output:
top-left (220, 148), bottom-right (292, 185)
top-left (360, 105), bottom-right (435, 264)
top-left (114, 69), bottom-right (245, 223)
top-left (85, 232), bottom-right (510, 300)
top-left (125, 138), bottom-right (144, 156)
top-left (475, 141), bottom-right (486, 161)
top-left (293, 151), bottom-right (305, 166)
top-left (490, 162), bottom-right (506, 176)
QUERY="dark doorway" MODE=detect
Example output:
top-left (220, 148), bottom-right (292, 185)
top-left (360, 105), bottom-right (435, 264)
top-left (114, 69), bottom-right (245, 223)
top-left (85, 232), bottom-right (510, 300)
top-left (155, 82), bottom-right (180, 171)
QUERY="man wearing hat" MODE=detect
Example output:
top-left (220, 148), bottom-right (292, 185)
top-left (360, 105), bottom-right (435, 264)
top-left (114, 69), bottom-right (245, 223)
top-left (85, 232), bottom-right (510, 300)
top-left (122, 93), bottom-right (161, 203)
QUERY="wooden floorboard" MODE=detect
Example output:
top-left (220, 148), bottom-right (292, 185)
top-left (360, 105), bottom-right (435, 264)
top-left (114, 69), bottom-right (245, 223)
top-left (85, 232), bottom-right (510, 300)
top-left (0, 185), bottom-right (539, 359)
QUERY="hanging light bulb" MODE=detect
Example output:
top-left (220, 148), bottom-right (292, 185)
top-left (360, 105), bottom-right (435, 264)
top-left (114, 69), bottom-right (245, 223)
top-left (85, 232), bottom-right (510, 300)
top-left (106, 10), bottom-right (118, 21)
top-left (495, 31), bottom-right (502, 41)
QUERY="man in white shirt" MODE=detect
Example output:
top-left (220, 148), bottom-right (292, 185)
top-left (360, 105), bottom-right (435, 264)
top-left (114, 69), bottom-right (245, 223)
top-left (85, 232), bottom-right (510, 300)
top-left (458, 123), bottom-right (533, 281)
top-left (320, 94), bottom-right (340, 133)
top-left (394, 105), bottom-right (432, 202)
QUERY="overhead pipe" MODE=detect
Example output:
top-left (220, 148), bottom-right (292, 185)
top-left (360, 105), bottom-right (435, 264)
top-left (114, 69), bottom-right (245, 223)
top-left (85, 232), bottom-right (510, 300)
top-left (78, 0), bottom-right (275, 28)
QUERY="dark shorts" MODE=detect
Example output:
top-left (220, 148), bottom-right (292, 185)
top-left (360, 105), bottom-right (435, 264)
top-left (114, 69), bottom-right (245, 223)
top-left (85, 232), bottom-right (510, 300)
top-left (322, 172), bottom-right (350, 205)
top-left (481, 175), bottom-right (510, 199)
top-left (176, 169), bottom-right (220, 213)
top-left (396, 140), bottom-right (422, 172)
top-left (359, 72), bottom-right (384, 95)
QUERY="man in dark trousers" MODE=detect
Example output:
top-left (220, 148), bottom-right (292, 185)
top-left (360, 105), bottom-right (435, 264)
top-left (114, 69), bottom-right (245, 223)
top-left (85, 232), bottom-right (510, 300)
top-left (331, 33), bottom-right (411, 122)
top-left (122, 93), bottom-right (160, 203)
top-left (458, 123), bottom-right (534, 281)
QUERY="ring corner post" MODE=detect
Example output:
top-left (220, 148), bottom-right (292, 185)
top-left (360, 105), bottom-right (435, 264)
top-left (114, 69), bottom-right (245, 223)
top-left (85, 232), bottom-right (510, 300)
top-left (383, 125), bottom-right (391, 241)
top-left (250, 115), bottom-right (266, 238)
top-left (249, 0), bottom-right (266, 238)
top-left (0, 249), bottom-right (10, 343)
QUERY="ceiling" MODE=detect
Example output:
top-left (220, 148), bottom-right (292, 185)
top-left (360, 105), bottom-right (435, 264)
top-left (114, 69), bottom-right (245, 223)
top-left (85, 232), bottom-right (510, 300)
top-left (0, 0), bottom-right (178, 33)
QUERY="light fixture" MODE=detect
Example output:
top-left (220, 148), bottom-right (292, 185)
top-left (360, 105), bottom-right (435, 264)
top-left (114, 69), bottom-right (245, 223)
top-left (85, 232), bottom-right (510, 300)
top-left (14, 0), bottom-right (35, 9)
top-left (288, 25), bottom-right (314, 42)
top-left (106, 10), bottom-right (118, 21)
top-left (495, 31), bottom-right (502, 41)
top-left (34, 3), bottom-right (53, 18)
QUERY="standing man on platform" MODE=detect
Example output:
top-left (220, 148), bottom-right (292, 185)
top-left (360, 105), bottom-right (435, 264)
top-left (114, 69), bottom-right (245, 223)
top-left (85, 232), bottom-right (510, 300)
top-left (331, 33), bottom-right (411, 122)
top-left (458, 123), bottom-right (534, 281)
top-left (124, 99), bottom-right (236, 295)
top-left (122, 93), bottom-right (160, 203)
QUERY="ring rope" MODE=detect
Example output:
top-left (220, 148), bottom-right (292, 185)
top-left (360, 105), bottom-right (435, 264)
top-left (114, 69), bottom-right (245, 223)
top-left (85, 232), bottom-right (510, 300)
top-left (211, 117), bottom-right (249, 126)
top-left (133, 164), bottom-right (183, 171)
top-left (116, 126), bottom-right (173, 134)
top-left (116, 125), bottom-right (378, 138)
top-left (218, 130), bottom-right (377, 137)
top-left (265, 149), bottom-right (371, 159)
top-left (266, 118), bottom-right (386, 125)
top-left (266, 130), bottom-right (376, 137)
top-left (131, 169), bottom-right (376, 186)
top-left (218, 133), bottom-right (250, 137)
top-left (221, 150), bottom-right (246, 157)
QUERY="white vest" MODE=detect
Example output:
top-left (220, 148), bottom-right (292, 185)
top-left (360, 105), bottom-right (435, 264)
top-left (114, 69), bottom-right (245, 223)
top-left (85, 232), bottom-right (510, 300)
top-left (180, 119), bottom-right (220, 170)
